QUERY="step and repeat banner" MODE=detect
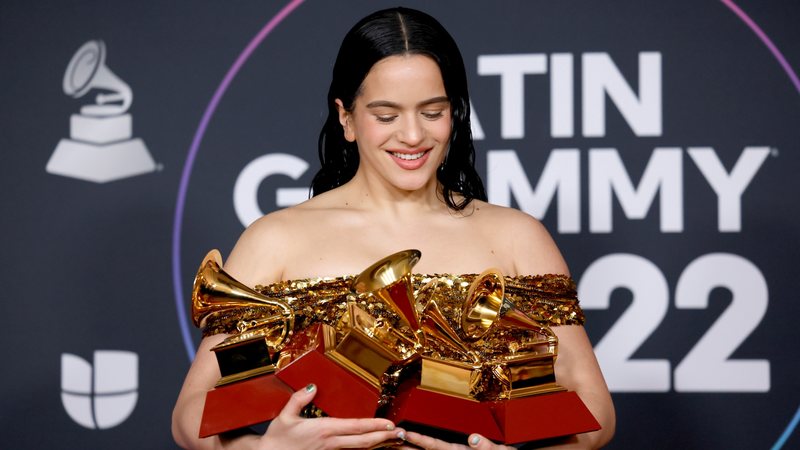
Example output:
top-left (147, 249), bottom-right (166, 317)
top-left (2, 1), bottom-right (798, 448)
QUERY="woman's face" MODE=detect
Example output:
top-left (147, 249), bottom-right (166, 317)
top-left (338, 54), bottom-right (451, 194)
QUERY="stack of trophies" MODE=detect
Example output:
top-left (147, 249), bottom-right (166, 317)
top-left (191, 249), bottom-right (599, 444)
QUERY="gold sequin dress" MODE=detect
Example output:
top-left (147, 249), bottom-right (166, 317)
top-left (202, 273), bottom-right (585, 340)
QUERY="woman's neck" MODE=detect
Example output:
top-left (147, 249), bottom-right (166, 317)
top-left (341, 169), bottom-right (446, 216)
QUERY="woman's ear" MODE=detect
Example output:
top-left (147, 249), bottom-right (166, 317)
top-left (335, 99), bottom-right (356, 142)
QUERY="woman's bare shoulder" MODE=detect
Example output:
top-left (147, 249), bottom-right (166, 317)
top-left (235, 194), bottom-right (338, 242)
top-left (470, 200), bottom-right (546, 232)
top-left (223, 192), bottom-right (350, 282)
top-left (470, 200), bottom-right (570, 276)
top-left (222, 202), bottom-right (313, 284)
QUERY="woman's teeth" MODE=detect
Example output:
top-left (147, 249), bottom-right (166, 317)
top-left (391, 151), bottom-right (425, 160)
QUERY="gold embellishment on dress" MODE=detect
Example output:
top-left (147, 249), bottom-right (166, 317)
top-left (201, 273), bottom-right (584, 338)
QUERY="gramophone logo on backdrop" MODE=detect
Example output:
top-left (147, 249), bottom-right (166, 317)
top-left (60, 350), bottom-right (138, 429)
top-left (47, 40), bottom-right (157, 183)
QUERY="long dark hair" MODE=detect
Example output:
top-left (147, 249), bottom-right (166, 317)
top-left (311, 7), bottom-right (486, 210)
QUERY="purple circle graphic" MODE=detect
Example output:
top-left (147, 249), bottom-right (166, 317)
top-left (721, 0), bottom-right (800, 95)
top-left (171, 0), bottom-right (306, 362)
top-left (717, 3), bottom-right (800, 446)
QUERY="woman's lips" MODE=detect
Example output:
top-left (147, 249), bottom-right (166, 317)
top-left (387, 149), bottom-right (431, 170)
top-left (390, 151), bottom-right (426, 160)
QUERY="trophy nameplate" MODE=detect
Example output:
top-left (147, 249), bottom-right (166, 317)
top-left (212, 332), bottom-right (277, 387)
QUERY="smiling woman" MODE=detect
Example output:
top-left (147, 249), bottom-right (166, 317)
top-left (172, 6), bottom-right (614, 450)
top-left (336, 55), bottom-right (452, 196)
top-left (312, 7), bottom-right (485, 212)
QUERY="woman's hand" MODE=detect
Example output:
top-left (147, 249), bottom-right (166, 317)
top-left (399, 431), bottom-right (513, 450)
top-left (259, 384), bottom-right (405, 450)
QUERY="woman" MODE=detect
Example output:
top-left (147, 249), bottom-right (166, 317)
top-left (173, 7), bottom-right (615, 449)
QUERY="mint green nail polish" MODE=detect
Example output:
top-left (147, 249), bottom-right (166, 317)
top-left (305, 383), bottom-right (316, 392)
top-left (470, 435), bottom-right (480, 446)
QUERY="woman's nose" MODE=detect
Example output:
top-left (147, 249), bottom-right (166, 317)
top-left (397, 116), bottom-right (424, 146)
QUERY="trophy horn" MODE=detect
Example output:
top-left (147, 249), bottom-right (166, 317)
top-left (63, 40), bottom-right (133, 116)
top-left (419, 295), bottom-right (481, 364)
top-left (462, 269), bottom-right (550, 340)
top-left (191, 249), bottom-right (295, 346)
top-left (351, 249), bottom-right (422, 331)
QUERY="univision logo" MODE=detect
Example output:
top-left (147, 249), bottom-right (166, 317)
top-left (61, 350), bottom-right (138, 429)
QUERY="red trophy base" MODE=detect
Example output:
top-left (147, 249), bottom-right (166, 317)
top-left (199, 374), bottom-right (293, 438)
top-left (275, 323), bottom-right (382, 418)
top-left (198, 323), bottom-right (383, 438)
top-left (386, 381), bottom-right (601, 444)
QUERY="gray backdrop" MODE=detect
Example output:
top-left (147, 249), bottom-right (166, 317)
top-left (2, 1), bottom-right (799, 448)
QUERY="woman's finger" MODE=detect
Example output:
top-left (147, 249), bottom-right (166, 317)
top-left (327, 428), bottom-right (406, 449)
top-left (467, 434), bottom-right (508, 449)
top-left (315, 416), bottom-right (398, 436)
top-left (278, 383), bottom-right (317, 418)
top-left (402, 430), bottom-right (467, 449)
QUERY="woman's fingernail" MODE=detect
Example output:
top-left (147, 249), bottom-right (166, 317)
top-left (386, 423), bottom-right (395, 431)
top-left (470, 435), bottom-right (481, 446)
top-left (397, 431), bottom-right (406, 440)
top-left (305, 383), bottom-right (316, 392)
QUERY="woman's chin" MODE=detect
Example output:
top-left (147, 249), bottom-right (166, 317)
top-left (382, 175), bottom-right (438, 194)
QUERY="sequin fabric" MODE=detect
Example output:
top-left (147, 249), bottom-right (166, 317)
top-left (201, 273), bottom-right (584, 338)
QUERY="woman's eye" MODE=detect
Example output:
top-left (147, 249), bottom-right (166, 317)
top-left (376, 115), bottom-right (396, 123)
top-left (422, 111), bottom-right (444, 120)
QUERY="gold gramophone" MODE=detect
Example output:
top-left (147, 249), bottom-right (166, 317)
top-left (233, 249), bottom-right (428, 422)
top-left (460, 269), bottom-right (562, 399)
top-left (192, 249), bottom-right (295, 386)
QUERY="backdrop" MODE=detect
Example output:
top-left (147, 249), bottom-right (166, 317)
top-left (2, 1), bottom-right (798, 448)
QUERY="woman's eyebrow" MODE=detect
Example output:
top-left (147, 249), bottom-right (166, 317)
top-left (418, 96), bottom-right (449, 107)
top-left (365, 96), bottom-right (449, 109)
top-left (365, 100), bottom-right (400, 109)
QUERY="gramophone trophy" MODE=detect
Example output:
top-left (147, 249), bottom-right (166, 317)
top-left (272, 251), bottom-right (421, 420)
top-left (192, 250), bottom-right (295, 437)
top-left (382, 269), bottom-right (598, 442)
top-left (47, 40), bottom-right (156, 183)
top-left (191, 249), bottom-right (600, 443)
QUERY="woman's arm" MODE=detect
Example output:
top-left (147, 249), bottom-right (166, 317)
top-left (172, 334), bottom-right (263, 450)
top-left (547, 325), bottom-right (615, 449)
top-left (172, 214), bottom-right (285, 448)
top-left (511, 212), bottom-right (615, 448)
